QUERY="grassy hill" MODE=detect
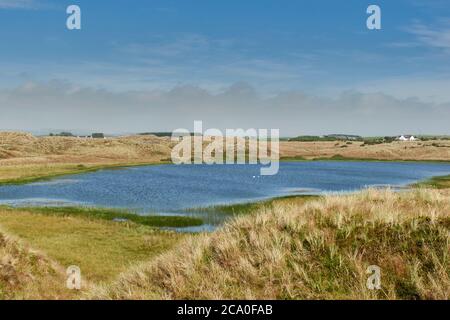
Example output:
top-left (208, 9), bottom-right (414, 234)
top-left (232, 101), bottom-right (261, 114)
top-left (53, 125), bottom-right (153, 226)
top-left (0, 132), bottom-right (173, 184)
top-left (89, 189), bottom-right (449, 300)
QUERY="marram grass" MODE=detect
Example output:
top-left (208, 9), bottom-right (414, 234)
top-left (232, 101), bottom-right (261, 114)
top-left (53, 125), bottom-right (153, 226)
top-left (89, 188), bottom-right (450, 300)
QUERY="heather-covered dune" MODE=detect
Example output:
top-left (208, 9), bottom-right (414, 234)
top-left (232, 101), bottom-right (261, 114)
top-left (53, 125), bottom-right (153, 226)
top-left (89, 189), bottom-right (450, 300)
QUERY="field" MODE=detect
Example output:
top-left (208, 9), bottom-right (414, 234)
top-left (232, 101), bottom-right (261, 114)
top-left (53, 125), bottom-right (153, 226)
top-left (0, 131), bottom-right (449, 300)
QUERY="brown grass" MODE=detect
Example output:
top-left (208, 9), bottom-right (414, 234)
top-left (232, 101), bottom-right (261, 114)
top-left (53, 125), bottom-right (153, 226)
top-left (0, 132), bottom-right (172, 163)
top-left (0, 228), bottom-right (75, 299)
top-left (280, 140), bottom-right (450, 161)
top-left (0, 132), bottom-right (174, 184)
top-left (89, 189), bottom-right (450, 300)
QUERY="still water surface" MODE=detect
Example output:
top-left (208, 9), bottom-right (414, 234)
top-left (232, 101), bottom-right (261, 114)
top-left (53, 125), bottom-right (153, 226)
top-left (0, 161), bottom-right (449, 214)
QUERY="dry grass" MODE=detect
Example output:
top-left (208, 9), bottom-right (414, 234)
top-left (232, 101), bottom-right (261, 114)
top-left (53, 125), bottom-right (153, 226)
top-left (0, 132), bottom-right (173, 184)
top-left (0, 228), bottom-right (75, 299)
top-left (89, 189), bottom-right (450, 300)
top-left (280, 140), bottom-right (450, 161)
top-left (0, 132), bottom-right (172, 162)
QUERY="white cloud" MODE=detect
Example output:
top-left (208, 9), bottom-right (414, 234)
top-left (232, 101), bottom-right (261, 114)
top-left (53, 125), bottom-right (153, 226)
top-left (0, 0), bottom-right (37, 9)
top-left (409, 20), bottom-right (450, 50)
top-left (122, 34), bottom-right (212, 58)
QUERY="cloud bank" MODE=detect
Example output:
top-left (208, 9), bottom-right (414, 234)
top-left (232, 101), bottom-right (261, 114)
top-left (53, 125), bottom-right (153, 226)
top-left (0, 80), bottom-right (448, 136)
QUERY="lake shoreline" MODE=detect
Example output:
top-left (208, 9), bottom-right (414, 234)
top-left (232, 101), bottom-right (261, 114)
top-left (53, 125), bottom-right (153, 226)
top-left (280, 155), bottom-right (450, 164)
top-left (183, 173), bottom-right (450, 220)
top-left (1, 170), bottom-right (448, 233)
top-left (0, 160), bottom-right (448, 224)
top-left (0, 161), bottom-right (169, 186)
top-left (1, 157), bottom-right (449, 186)
top-left (0, 205), bottom-right (204, 228)
top-left (410, 173), bottom-right (450, 189)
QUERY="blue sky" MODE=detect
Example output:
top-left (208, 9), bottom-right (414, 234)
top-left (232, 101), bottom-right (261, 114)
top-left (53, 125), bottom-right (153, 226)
top-left (0, 0), bottom-right (449, 135)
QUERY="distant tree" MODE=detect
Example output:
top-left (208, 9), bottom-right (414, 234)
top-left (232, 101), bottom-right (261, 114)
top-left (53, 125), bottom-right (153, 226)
top-left (92, 133), bottom-right (105, 139)
top-left (59, 132), bottom-right (74, 137)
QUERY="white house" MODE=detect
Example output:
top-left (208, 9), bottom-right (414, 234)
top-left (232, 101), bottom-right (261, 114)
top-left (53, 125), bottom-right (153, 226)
top-left (398, 135), bottom-right (417, 141)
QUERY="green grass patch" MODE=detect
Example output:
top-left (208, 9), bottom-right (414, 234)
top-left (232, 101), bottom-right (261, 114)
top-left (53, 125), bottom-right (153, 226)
top-left (313, 154), bottom-right (388, 161)
top-left (281, 154), bottom-right (450, 164)
top-left (311, 154), bottom-right (450, 163)
top-left (0, 162), bottom-right (169, 186)
top-left (189, 195), bottom-right (319, 216)
top-left (0, 209), bottom-right (186, 282)
top-left (412, 175), bottom-right (450, 189)
top-left (280, 156), bottom-right (308, 161)
top-left (194, 201), bottom-right (263, 216)
top-left (2, 206), bottom-right (203, 228)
